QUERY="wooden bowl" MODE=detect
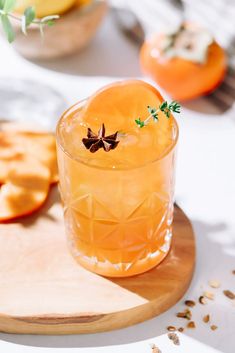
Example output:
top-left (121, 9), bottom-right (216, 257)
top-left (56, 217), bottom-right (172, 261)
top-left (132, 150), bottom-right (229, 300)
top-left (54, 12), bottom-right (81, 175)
top-left (12, 0), bottom-right (107, 60)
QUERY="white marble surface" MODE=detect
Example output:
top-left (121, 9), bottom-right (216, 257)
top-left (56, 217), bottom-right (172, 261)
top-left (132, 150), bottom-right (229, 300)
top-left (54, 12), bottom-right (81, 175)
top-left (0, 9), bottom-right (235, 353)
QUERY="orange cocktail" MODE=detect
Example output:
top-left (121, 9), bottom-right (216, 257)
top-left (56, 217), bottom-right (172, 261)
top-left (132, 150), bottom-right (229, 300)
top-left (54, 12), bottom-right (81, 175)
top-left (56, 80), bottom-right (179, 277)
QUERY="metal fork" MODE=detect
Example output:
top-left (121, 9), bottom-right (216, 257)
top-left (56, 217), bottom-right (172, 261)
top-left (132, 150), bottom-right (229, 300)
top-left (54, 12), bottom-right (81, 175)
top-left (112, 2), bottom-right (235, 112)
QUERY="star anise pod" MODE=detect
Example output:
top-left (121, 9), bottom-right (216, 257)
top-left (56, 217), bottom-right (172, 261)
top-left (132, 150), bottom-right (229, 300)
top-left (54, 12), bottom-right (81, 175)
top-left (82, 124), bottom-right (119, 153)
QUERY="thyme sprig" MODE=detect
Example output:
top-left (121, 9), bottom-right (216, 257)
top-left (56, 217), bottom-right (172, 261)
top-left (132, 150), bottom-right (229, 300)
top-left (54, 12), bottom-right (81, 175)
top-left (135, 101), bottom-right (181, 128)
top-left (0, 0), bottom-right (59, 43)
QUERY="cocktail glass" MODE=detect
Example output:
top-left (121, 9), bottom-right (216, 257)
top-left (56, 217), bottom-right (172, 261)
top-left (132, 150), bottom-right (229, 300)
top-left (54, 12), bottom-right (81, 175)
top-left (56, 94), bottom-right (178, 277)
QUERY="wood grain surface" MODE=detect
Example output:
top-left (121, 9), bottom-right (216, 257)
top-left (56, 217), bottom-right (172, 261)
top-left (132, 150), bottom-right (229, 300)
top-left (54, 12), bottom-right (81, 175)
top-left (0, 186), bottom-right (195, 334)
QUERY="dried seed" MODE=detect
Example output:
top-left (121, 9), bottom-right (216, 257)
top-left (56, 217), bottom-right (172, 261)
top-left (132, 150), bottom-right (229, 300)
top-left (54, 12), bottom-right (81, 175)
top-left (211, 325), bottom-right (218, 331)
top-left (176, 313), bottom-right (185, 319)
top-left (232, 270), bottom-right (235, 275)
top-left (168, 333), bottom-right (180, 346)
top-left (176, 312), bottom-right (185, 318)
top-left (204, 291), bottom-right (214, 300)
top-left (151, 344), bottom-right (162, 353)
top-left (167, 326), bottom-right (176, 332)
top-left (223, 290), bottom-right (235, 300)
top-left (209, 280), bottom-right (220, 288)
top-left (199, 296), bottom-right (207, 304)
top-left (176, 309), bottom-right (192, 320)
top-left (178, 327), bottom-right (184, 332)
top-left (82, 124), bottom-right (120, 153)
top-left (187, 321), bottom-right (196, 329)
top-left (185, 300), bottom-right (196, 307)
top-left (203, 314), bottom-right (210, 323)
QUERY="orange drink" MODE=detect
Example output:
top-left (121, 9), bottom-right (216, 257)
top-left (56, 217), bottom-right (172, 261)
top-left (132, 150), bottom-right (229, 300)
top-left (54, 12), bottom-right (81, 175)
top-left (56, 80), bottom-right (179, 277)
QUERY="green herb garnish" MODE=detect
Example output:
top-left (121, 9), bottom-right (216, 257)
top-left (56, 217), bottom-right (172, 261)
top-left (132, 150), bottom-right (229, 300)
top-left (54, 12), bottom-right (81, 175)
top-left (0, 0), bottom-right (59, 43)
top-left (135, 101), bottom-right (181, 128)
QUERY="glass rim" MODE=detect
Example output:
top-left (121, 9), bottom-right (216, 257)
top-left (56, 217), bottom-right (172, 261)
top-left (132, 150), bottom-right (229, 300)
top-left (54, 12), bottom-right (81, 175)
top-left (56, 99), bottom-right (179, 171)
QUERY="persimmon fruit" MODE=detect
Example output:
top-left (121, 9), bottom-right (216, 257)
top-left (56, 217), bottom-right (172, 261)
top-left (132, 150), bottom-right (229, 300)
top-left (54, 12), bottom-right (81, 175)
top-left (0, 128), bottom-right (58, 222)
top-left (0, 130), bottom-right (58, 185)
top-left (0, 156), bottom-right (50, 222)
top-left (140, 29), bottom-right (227, 101)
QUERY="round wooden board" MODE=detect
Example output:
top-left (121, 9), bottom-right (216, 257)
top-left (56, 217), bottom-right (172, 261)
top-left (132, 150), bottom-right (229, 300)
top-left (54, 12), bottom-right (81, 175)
top-left (0, 187), bottom-right (195, 335)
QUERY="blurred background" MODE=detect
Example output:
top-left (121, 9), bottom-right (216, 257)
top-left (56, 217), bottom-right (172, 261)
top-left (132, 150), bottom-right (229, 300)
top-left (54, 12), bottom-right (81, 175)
top-left (0, 0), bottom-right (235, 127)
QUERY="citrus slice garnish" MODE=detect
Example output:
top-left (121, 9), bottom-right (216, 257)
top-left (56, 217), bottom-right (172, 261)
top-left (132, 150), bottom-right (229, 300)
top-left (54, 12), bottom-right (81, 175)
top-left (76, 80), bottom-right (177, 167)
top-left (82, 80), bottom-right (164, 131)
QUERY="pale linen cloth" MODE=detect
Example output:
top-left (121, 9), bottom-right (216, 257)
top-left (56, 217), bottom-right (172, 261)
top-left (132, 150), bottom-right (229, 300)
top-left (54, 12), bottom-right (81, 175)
top-left (111, 0), bottom-right (235, 52)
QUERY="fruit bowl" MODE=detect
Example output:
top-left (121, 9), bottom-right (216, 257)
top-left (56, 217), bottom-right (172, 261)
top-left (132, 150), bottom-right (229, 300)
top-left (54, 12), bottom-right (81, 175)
top-left (11, 0), bottom-right (107, 60)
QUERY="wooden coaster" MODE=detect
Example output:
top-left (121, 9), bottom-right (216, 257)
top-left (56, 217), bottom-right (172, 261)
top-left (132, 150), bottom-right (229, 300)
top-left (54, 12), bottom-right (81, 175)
top-left (0, 186), bottom-right (195, 335)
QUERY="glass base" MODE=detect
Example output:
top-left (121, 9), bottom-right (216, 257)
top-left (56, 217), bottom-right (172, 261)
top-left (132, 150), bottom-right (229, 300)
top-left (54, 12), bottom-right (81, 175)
top-left (68, 236), bottom-right (172, 278)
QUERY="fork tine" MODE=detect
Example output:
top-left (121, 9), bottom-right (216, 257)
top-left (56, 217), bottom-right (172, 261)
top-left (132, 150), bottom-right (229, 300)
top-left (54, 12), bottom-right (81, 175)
top-left (216, 80), bottom-right (235, 98)
top-left (208, 89), bottom-right (235, 111)
top-left (206, 65), bottom-right (235, 111)
top-left (223, 75), bottom-right (235, 89)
